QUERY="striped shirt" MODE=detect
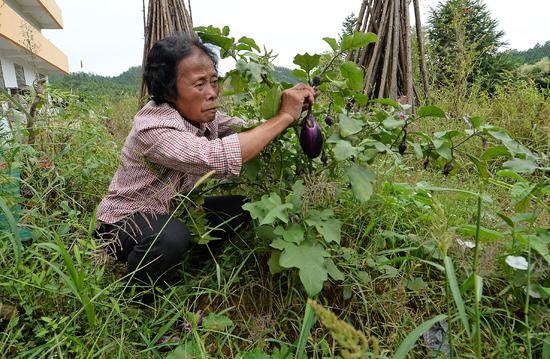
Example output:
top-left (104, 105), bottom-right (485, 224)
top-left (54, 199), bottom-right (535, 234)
top-left (96, 100), bottom-right (244, 224)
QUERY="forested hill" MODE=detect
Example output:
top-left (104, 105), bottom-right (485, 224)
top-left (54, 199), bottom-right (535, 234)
top-left (49, 66), bottom-right (142, 95)
top-left (508, 40), bottom-right (550, 64)
top-left (50, 39), bottom-right (548, 94)
top-left (49, 65), bottom-right (298, 95)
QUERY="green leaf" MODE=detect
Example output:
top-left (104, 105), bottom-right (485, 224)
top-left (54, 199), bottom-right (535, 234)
top-left (242, 193), bottom-right (293, 225)
top-left (393, 314), bottom-right (448, 359)
top-left (481, 145), bottom-right (510, 160)
top-left (382, 117), bottom-right (405, 130)
top-left (196, 32), bottom-right (234, 57)
top-left (241, 348), bottom-right (271, 359)
top-left (202, 313), bottom-right (234, 331)
top-left (291, 69), bottom-right (308, 81)
top-left (268, 250), bottom-right (284, 274)
top-left (338, 113), bottom-right (363, 137)
top-left (236, 60), bottom-right (263, 83)
top-left (340, 61), bottom-right (364, 91)
top-left (296, 302), bottom-right (317, 359)
top-left (503, 158), bottom-right (538, 174)
top-left (405, 277), bottom-right (428, 291)
top-left (325, 258), bottom-right (345, 281)
top-left (456, 225), bottom-right (505, 241)
top-left (340, 31), bottom-right (377, 51)
top-left (274, 223), bottom-right (305, 244)
top-left (333, 140), bottom-right (359, 161)
top-left (465, 154), bottom-right (489, 178)
top-left (444, 256), bottom-right (471, 337)
top-left (434, 130), bottom-right (462, 140)
top-left (345, 164), bottom-right (376, 203)
top-left (278, 241), bottom-right (330, 296)
top-left (510, 182), bottom-right (536, 211)
top-left (496, 169), bottom-right (527, 182)
top-left (260, 85), bottom-right (281, 119)
top-left (305, 209), bottom-right (342, 244)
top-left (487, 129), bottom-right (535, 159)
top-left (166, 341), bottom-right (201, 359)
top-left (371, 98), bottom-right (400, 109)
top-left (412, 143), bottom-right (423, 159)
top-left (293, 53), bottom-right (321, 74)
top-left (432, 140), bottom-right (452, 161)
top-left (237, 36), bottom-right (260, 52)
top-left (242, 156), bottom-right (261, 181)
top-left (520, 233), bottom-right (550, 265)
top-left (322, 37), bottom-right (339, 51)
top-left (417, 106), bottom-right (445, 118)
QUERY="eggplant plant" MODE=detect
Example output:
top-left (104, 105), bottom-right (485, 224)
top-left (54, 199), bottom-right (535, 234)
top-left (196, 26), bottom-right (548, 300)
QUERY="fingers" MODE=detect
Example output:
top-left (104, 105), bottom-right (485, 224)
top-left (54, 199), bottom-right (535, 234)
top-left (292, 83), bottom-right (315, 106)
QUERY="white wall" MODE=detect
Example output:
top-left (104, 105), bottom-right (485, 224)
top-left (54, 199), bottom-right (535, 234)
top-left (0, 56), bottom-right (18, 88)
top-left (0, 55), bottom-right (37, 88)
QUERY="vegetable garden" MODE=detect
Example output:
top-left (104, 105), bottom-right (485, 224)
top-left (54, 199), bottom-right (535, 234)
top-left (1, 6), bottom-right (549, 359)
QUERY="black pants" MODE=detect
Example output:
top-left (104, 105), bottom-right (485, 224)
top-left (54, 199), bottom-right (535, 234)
top-left (95, 195), bottom-right (251, 285)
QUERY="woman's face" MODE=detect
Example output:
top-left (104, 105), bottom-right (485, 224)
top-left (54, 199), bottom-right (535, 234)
top-left (173, 47), bottom-right (219, 125)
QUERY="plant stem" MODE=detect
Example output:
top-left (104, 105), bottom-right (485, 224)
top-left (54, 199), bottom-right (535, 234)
top-left (472, 184), bottom-right (483, 359)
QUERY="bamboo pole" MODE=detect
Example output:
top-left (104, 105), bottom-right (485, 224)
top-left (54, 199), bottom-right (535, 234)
top-left (414, 0), bottom-right (430, 99)
top-left (139, 0), bottom-right (195, 102)
top-left (353, 0), bottom-right (428, 104)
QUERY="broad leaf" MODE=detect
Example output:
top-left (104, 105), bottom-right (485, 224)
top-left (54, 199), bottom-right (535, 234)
top-left (503, 158), bottom-right (538, 174)
top-left (278, 241), bottom-right (330, 296)
top-left (293, 53), bottom-right (321, 74)
top-left (338, 113), bottom-right (363, 137)
top-left (382, 118), bottom-right (405, 130)
top-left (345, 164), bottom-right (376, 203)
top-left (325, 258), bottom-right (345, 281)
top-left (333, 140), bottom-right (359, 161)
top-left (242, 193), bottom-right (293, 225)
top-left (510, 182), bottom-right (536, 211)
top-left (274, 223), bottom-right (305, 244)
top-left (322, 37), bottom-right (339, 51)
top-left (260, 86), bottom-right (281, 119)
top-left (340, 31), bottom-right (377, 51)
top-left (202, 313), bottom-right (234, 331)
top-left (455, 225), bottom-right (505, 241)
top-left (481, 145), bottom-right (510, 160)
top-left (268, 250), bottom-right (284, 274)
top-left (371, 98), bottom-right (400, 109)
top-left (340, 61), bottom-right (364, 91)
top-left (417, 105), bottom-right (445, 118)
top-left (305, 209), bottom-right (342, 244)
top-left (237, 36), bottom-right (260, 52)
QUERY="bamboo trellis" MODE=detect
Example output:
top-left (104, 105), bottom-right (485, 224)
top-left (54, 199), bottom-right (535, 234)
top-left (139, 0), bottom-right (195, 100)
top-left (351, 0), bottom-right (430, 105)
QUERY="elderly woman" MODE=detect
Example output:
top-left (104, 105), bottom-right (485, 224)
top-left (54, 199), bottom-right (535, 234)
top-left (95, 33), bottom-right (315, 286)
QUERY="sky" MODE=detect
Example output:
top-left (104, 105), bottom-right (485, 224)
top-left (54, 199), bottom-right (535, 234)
top-left (42, 0), bottom-right (550, 77)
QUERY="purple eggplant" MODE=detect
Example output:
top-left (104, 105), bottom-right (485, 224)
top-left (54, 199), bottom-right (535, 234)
top-left (300, 113), bottom-right (323, 158)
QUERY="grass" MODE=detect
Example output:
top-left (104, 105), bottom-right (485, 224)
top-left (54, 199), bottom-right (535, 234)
top-left (0, 80), bottom-right (548, 358)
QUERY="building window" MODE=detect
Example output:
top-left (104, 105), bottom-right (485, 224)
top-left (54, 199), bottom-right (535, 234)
top-left (14, 63), bottom-right (26, 88)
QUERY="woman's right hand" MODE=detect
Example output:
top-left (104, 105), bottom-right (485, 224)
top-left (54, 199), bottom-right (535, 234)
top-left (278, 83), bottom-right (316, 122)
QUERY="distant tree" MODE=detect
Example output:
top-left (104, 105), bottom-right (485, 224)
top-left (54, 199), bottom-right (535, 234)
top-left (508, 40), bottom-right (550, 65)
top-left (519, 57), bottom-right (550, 89)
top-left (340, 13), bottom-right (357, 41)
top-left (272, 66), bottom-right (299, 85)
top-left (427, 0), bottom-right (513, 91)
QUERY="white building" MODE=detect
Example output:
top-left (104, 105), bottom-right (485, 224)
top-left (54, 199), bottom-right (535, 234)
top-left (0, 0), bottom-right (68, 94)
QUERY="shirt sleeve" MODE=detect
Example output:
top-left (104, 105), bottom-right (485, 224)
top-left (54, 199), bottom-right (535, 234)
top-left (137, 125), bottom-right (242, 177)
top-left (217, 112), bottom-right (246, 138)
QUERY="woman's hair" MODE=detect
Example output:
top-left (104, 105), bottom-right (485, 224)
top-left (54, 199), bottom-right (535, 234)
top-left (143, 33), bottom-right (218, 104)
